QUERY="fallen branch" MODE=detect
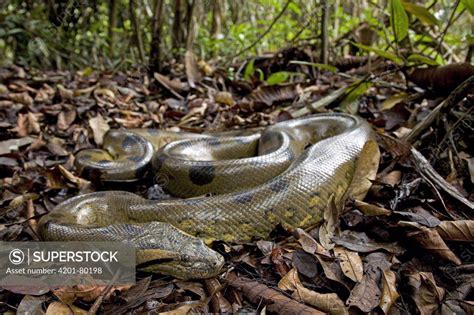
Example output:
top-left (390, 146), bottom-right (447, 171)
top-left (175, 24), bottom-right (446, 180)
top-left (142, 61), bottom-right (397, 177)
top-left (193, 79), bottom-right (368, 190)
top-left (404, 75), bottom-right (474, 144)
top-left (228, 277), bottom-right (325, 314)
top-left (411, 147), bottom-right (474, 210)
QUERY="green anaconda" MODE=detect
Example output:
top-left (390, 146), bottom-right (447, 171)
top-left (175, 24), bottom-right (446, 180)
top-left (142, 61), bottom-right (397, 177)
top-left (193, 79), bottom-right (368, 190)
top-left (38, 113), bottom-right (380, 279)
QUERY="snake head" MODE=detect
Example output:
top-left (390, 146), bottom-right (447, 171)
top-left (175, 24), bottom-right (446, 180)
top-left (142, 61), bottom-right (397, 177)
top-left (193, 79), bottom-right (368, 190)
top-left (133, 222), bottom-right (225, 279)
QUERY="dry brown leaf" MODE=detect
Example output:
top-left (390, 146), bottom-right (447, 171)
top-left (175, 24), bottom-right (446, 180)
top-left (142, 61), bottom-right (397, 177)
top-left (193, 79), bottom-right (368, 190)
top-left (353, 199), bottom-right (392, 216)
top-left (88, 114), bottom-right (110, 145)
top-left (278, 268), bottom-right (299, 291)
top-left (292, 249), bottom-right (319, 278)
top-left (205, 279), bottom-right (233, 314)
top-left (379, 269), bottom-right (399, 313)
top-left (17, 295), bottom-right (46, 315)
top-left (293, 228), bottom-right (331, 257)
top-left (27, 112), bottom-right (41, 134)
top-left (185, 50), bottom-right (202, 88)
top-left (380, 170), bottom-right (402, 186)
top-left (14, 113), bottom-right (29, 137)
top-left (408, 272), bottom-right (445, 315)
top-left (347, 264), bottom-right (382, 313)
top-left (319, 195), bottom-right (339, 250)
top-left (46, 301), bottom-right (87, 315)
top-left (0, 137), bottom-right (35, 155)
top-left (279, 268), bottom-right (347, 314)
top-left (402, 221), bottom-right (461, 265)
top-left (436, 220), bottom-right (474, 242)
top-left (350, 139), bottom-right (380, 200)
top-left (53, 284), bottom-right (132, 304)
top-left (9, 92), bottom-right (33, 106)
top-left (58, 165), bottom-right (90, 189)
top-left (245, 84), bottom-right (298, 106)
top-left (215, 91), bottom-right (235, 106)
top-left (57, 110), bottom-right (77, 130)
top-left (233, 273), bottom-right (324, 314)
top-left (333, 230), bottom-right (403, 254)
top-left (279, 269), bottom-right (346, 314)
top-left (333, 246), bottom-right (363, 282)
top-left (315, 255), bottom-right (351, 290)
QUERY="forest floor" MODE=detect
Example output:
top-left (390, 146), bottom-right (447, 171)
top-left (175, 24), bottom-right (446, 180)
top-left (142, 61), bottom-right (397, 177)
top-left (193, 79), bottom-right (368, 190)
top-left (0, 53), bottom-right (473, 314)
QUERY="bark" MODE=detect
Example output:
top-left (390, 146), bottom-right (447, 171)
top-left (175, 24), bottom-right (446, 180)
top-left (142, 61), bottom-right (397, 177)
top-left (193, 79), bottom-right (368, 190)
top-left (129, 0), bottom-right (146, 63)
top-left (320, 0), bottom-right (329, 64)
top-left (149, 0), bottom-right (164, 73)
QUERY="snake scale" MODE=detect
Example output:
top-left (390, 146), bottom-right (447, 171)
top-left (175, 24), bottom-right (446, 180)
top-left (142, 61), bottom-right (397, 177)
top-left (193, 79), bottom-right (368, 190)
top-left (38, 113), bottom-right (380, 279)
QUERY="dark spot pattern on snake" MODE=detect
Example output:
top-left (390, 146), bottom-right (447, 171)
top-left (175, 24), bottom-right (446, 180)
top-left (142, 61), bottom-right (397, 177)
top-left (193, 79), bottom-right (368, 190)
top-left (269, 178), bottom-right (289, 193)
top-left (207, 138), bottom-right (220, 146)
top-left (122, 135), bottom-right (137, 148)
top-left (189, 165), bottom-right (215, 186)
top-left (233, 191), bottom-right (254, 204)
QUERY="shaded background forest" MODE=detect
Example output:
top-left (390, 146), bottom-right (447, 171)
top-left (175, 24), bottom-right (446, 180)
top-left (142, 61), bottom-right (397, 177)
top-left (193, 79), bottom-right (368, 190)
top-left (0, 0), bottom-right (472, 72)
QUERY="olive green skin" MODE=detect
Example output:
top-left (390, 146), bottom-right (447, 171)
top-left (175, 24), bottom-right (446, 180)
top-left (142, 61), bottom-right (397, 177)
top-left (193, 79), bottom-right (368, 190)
top-left (39, 113), bottom-right (380, 279)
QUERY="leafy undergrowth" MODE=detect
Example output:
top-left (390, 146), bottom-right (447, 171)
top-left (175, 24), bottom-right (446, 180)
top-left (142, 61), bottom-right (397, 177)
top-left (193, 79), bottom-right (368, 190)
top-left (0, 57), bottom-right (473, 314)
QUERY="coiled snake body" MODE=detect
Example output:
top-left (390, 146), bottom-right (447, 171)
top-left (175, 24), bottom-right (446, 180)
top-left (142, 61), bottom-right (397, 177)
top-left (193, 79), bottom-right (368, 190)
top-left (39, 113), bottom-right (379, 279)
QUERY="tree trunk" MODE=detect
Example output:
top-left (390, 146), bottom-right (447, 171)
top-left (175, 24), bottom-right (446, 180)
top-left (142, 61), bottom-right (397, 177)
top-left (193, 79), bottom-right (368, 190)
top-left (149, 0), bottom-right (164, 73)
top-left (108, 0), bottom-right (118, 56)
top-left (172, 0), bottom-right (185, 55)
top-left (129, 0), bottom-right (146, 63)
top-left (320, 0), bottom-right (329, 64)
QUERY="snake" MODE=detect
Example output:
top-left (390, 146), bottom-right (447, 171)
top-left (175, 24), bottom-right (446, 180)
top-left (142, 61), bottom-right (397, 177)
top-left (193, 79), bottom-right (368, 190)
top-left (38, 113), bottom-right (380, 279)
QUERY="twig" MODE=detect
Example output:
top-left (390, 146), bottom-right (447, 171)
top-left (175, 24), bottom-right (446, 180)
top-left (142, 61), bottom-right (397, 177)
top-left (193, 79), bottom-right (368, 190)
top-left (404, 75), bottom-right (474, 144)
top-left (228, 277), bottom-right (325, 314)
top-left (411, 148), bottom-right (474, 210)
top-left (435, 0), bottom-right (461, 59)
top-left (231, 0), bottom-right (292, 59)
top-left (320, 0), bottom-right (329, 64)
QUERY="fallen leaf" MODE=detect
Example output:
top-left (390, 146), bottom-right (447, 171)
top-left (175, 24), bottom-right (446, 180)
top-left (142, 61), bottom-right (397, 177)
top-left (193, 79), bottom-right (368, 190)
top-left (57, 109), bottom-right (77, 130)
top-left (402, 221), bottom-right (461, 265)
top-left (278, 268), bottom-right (347, 315)
top-left (0, 137), bottom-right (35, 155)
top-left (353, 199), bottom-right (391, 216)
top-left (319, 195), bottom-right (339, 250)
top-left (88, 114), bottom-right (109, 145)
top-left (332, 230), bottom-right (403, 254)
top-left (234, 273), bottom-right (325, 314)
top-left (393, 206), bottom-right (441, 227)
top-left (407, 272), bottom-right (445, 315)
top-left (185, 50), bottom-right (202, 88)
top-left (46, 301), bottom-right (87, 315)
top-left (16, 295), bottom-right (46, 315)
top-left (333, 246), bottom-right (363, 282)
top-left (9, 92), bottom-right (33, 106)
top-left (27, 112), bottom-right (41, 134)
top-left (436, 220), bottom-right (474, 242)
top-left (293, 228), bottom-right (330, 256)
top-left (379, 268), bottom-right (399, 313)
top-left (381, 93), bottom-right (408, 110)
top-left (292, 249), bottom-right (319, 279)
top-left (215, 91), bottom-right (234, 106)
top-left (346, 264), bottom-right (382, 312)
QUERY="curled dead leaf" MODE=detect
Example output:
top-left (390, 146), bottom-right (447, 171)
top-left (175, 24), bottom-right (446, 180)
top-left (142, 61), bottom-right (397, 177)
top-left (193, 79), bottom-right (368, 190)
top-left (407, 272), bottom-right (445, 315)
top-left (333, 246), bottom-right (363, 282)
top-left (88, 114), bottom-right (110, 145)
top-left (402, 221), bottom-right (461, 265)
top-left (436, 220), bottom-right (474, 242)
top-left (379, 269), bottom-right (399, 313)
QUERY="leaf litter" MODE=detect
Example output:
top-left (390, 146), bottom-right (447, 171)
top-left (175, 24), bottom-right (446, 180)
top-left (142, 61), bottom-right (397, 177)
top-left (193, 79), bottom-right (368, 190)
top-left (0, 55), bottom-right (473, 314)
